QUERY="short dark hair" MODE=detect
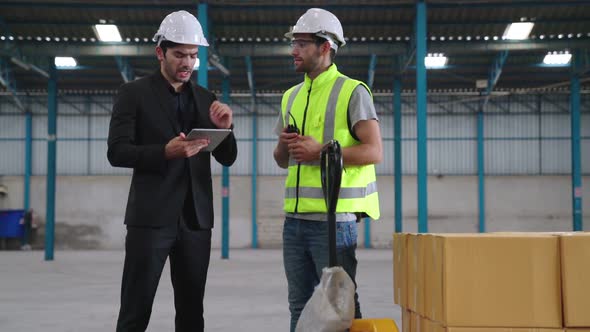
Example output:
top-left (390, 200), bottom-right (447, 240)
top-left (158, 40), bottom-right (182, 55)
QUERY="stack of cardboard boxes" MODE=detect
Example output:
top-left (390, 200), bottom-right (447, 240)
top-left (393, 232), bottom-right (590, 332)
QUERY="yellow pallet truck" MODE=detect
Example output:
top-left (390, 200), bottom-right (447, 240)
top-left (350, 319), bottom-right (399, 332)
top-left (320, 141), bottom-right (399, 332)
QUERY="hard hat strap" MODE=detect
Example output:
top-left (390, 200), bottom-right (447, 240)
top-left (316, 33), bottom-right (339, 52)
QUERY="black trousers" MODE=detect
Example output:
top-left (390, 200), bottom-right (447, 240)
top-left (116, 217), bottom-right (211, 332)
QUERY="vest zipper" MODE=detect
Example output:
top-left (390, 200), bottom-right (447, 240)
top-left (293, 81), bottom-right (313, 214)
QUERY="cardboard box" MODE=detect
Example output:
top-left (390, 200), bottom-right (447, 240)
top-left (423, 234), bottom-right (442, 321)
top-left (419, 316), bottom-right (564, 332)
top-left (402, 309), bottom-right (411, 332)
top-left (560, 233), bottom-right (590, 327)
top-left (410, 311), bottom-right (422, 332)
top-left (394, 233), bottom-right (408, 307)
top-left (417, 316), bottom-right (563, 332)
top-left (422, 316), bottom-right (445, 332)
top-left (446, 328), bottom-right (563, 332)
top-left (425, 234), bottom-right (562, 327)
top-left (407, 234), bottom-right (425, 315)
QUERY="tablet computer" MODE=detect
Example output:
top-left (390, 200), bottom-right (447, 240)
top-left (186, 128), bottom-right (232, 152)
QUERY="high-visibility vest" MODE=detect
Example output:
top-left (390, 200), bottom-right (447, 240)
top-left (281, 65), bottom-right (380, 220)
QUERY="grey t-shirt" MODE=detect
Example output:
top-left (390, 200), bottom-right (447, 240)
top-left (275, 84), bottom-right (379, 222)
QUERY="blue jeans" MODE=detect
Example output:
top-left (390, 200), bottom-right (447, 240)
top-left (282, 217), bottom-right (361, 332)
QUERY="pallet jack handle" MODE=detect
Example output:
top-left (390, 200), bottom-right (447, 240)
top-left (320, 140), bottom-right (343, 267)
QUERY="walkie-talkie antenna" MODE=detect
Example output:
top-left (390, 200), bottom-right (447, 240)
top-left (286, 112), bottom-right (300, 134)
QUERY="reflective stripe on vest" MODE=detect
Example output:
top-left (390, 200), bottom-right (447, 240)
top-left (285, 181), bottom-right (378, 199)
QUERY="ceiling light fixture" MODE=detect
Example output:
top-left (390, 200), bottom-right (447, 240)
top-left (93, 24), bottom-right (122, 42)
top-left (503, 22), bottom-right (534, 40)
top-left (425, 53), bottom-right (448, 69)
top-left (54, 56), bottom-right (77, 68)
top-left (543, 51), bottom-right (572, 65)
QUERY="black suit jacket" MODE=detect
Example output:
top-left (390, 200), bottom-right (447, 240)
top-left (107, 70), bottom-right (237, 229)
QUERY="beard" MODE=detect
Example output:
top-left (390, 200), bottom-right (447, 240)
top-left (164, 63), bottom-right (192, 83)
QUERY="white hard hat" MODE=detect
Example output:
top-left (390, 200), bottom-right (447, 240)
top-left (153, 10), bottom-right (209, 47)
top-left (285, 8), bottom-right (346, 51)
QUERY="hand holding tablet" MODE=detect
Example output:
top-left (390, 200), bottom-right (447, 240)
top-left (186, 128), bottom-right (232, 152)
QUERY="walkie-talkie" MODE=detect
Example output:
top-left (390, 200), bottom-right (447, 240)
top-left (286, 124), bottom-right (299, 134)
top-left (286, 112), bottom-right (300, 134)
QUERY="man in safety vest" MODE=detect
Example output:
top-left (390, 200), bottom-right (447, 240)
top-left (273, 8), bottom-right (383, 332)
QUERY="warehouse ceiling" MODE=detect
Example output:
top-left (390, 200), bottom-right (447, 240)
top-left (0, 0), bottom-right (589, 96)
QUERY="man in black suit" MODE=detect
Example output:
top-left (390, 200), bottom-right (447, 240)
top-left (107, 10), bottom-right (237, 332)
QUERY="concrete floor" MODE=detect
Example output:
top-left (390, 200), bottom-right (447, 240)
top-left (0, 249), bottom-right (401, 331)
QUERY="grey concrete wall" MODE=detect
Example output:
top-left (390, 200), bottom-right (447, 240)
top-left (0, 175), bottom-right (587, 249)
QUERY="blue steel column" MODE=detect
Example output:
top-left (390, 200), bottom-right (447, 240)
top-left (45, 61), bottom-right (57, 261)
top-left (415, 0), bottom-right (428, 233)
top-left (570, 50), bottom-right (583, 231)
top-left (23, 108), bottom-right (32, 246)
top-left (366, 54), bottom-right (377, 91)
top-left (478, 50), bottom-right (508, 232)
top-left (221, 60), bottom-right (231, 259)
top-left (86, 97), bottom-right (91, 174)
top-left (364, 54), bottom-right (377, 248)
top-left (477, 104), bottom-right (486, 232)
top-left (393, 75), bottom-right (403, 233)
top-left (251, 111), bottom-right (258, 248)
top-left (197, 3), bottom-right (208, 88)
top-left (246, 55), bottom-right (258, 248)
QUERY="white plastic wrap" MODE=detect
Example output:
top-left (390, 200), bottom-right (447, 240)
top-left (295, 266), bottom-right (355, 332)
